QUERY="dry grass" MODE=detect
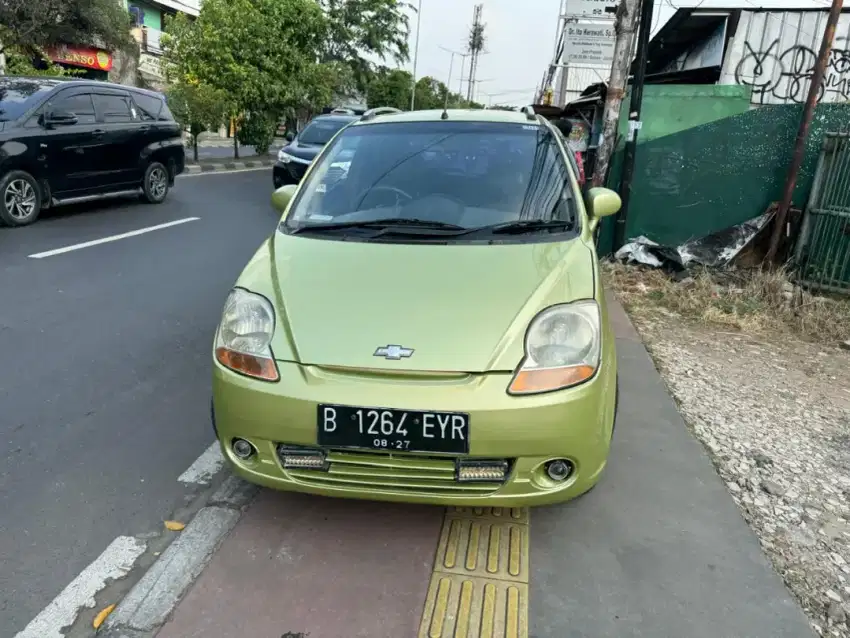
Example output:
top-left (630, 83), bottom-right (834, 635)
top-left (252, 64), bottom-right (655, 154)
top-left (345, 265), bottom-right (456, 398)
top-left (602, 260), bottom-right (850, 344)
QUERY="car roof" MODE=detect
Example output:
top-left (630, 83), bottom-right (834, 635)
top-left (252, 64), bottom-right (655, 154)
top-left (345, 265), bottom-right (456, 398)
top-left (0, 76), bottom-right (165, 98)
top-left (312, 114), bottom-right (359, 123)
top-left (352, 108), bottom-right (539, 127)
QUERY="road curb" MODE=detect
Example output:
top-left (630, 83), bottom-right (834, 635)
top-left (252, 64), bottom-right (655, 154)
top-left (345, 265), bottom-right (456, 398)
top-left (101, 475), bottom-right (258, 637)
top-left (184, 158), bottom-right (274, 174)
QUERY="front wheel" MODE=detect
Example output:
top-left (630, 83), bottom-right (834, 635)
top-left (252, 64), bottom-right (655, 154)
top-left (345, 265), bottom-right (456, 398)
top-left (0, 170), bottom-right (42, 227)
top-left (142, 161), bottom-right (170, 204)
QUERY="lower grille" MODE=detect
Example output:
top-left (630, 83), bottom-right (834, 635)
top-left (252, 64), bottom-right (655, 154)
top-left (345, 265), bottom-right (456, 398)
top-left (287, 450), bottom-right (505, 496)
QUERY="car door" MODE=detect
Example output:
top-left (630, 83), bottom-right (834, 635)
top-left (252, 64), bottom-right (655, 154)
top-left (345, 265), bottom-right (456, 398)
top-left (38, 88), bottom-right (104, 195)
top-left (91, 90), bottom-right (139, 188)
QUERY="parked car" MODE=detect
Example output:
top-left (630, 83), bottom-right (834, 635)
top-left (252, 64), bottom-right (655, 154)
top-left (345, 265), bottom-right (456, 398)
top-left (0, 76), bottom-right (185, 227)
top-left (273, 112), bottom-right (358, 188)
top-left (213, 107), bottom-right (623, 507)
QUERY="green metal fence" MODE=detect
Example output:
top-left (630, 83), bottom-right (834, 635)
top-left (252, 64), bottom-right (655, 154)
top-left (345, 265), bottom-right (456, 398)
top-left (795, 133), bottom-right (850, 295)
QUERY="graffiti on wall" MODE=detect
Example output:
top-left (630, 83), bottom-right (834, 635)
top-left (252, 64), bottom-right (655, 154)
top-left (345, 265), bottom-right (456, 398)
top-left (734, 38), bottom-right (850, 105)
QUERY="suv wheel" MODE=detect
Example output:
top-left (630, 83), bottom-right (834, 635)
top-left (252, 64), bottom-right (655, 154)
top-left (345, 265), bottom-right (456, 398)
top-left (0, 171), bottom-right (42, 227)
top-left (142, 161), bottom-right (170, 204)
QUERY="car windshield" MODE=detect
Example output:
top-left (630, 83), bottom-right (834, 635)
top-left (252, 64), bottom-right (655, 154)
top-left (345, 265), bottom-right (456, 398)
top-left (282, 120), bottom-right (577, 240)
top-left (0, 78), bottom-right (58, 121)
top-left (297, 118), bottom-right (351, 146)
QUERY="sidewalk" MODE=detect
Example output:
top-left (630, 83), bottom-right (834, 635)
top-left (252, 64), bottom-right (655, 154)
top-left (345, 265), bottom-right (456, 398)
top-left (105, 297), bottom-right (815, 638)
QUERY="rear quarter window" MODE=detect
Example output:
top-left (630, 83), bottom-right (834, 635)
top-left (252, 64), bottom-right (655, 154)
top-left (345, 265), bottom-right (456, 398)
top-left (158, 100), bottom-right (176, 122)
top-left (132, 93), bottom-right (163, 121)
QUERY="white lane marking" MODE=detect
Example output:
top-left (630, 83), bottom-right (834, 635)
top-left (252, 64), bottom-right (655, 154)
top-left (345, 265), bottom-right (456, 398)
top-left (178, 441), bottom-right (224, 485)
top-left (27, 217), bottom-right (200, 259)
top-left (178, 166), bottom-right (270, 178)
top-left (15, 536), bottom-right (146, 638)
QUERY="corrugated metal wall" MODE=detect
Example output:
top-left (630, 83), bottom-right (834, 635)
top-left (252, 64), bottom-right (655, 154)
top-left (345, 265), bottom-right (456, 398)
top-left (719, 10), bottom-right (850, 106)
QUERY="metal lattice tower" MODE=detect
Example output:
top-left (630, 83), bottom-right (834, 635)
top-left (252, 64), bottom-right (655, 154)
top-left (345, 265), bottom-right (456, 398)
top-left (465, 4), bottom-right (485, 103)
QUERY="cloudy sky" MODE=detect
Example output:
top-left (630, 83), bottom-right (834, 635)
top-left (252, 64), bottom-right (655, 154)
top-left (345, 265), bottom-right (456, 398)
top-left (399, 0), bottom-right (832, 106)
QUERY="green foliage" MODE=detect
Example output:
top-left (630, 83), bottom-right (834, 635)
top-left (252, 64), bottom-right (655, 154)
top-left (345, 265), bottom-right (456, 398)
top-left (0, 0), bottom-right (133, 59)
top-left (367, 68), bottom-right (485, 111)
top-left (318, 0), bottom-right (412, 93)
top-left (4, 46), bottom-right (74, 76)
top-left (166, 82), bottom-right (229, 161)
top-left (237, 111), bottom-right (278, 155)
top-left (162, 0), bottom-right (331, 157)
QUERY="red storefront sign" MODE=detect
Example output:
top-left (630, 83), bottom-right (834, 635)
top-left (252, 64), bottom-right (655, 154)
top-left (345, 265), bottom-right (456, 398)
top-left (46, 45), bottom-right (113, 71)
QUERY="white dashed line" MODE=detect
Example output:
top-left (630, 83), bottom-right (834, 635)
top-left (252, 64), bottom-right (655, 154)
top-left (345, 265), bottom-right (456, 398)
top-left (27, 217), bottom-right (200, 259)
top-left (178, 441), bottom-right (225, 485)
top-left (14, 536), bottom-right (146, 638)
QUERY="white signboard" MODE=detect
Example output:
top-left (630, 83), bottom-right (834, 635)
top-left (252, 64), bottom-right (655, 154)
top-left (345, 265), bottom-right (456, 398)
top-left (564, 23), bottom-right (616, 65)
top-left (566, 0), bottom-right (617, 19)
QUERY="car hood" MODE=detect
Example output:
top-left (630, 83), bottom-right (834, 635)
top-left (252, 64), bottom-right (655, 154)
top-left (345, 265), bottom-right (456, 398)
top-left (245, 232), bottom-right (597, 373)
top-left (283, 140), bottom-right (321, 162)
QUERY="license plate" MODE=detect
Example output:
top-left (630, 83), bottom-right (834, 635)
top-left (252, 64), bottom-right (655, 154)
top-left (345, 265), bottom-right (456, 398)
top-left (317, 404), bottom-right (470, 454)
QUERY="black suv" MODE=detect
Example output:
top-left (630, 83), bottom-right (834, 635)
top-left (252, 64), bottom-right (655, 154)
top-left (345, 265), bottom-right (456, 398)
top-left (0, 76), bottom-right (185, 227)
top-left (273, 112), bottom-right (358, 187)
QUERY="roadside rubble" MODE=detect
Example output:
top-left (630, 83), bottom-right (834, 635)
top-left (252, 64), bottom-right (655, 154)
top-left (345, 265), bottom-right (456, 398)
top-left (606, 265), bottom-right (850, 637)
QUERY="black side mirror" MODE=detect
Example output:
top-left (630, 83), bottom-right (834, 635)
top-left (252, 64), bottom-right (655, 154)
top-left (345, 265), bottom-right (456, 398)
top-left (285, 131), bottom-right (295, 142)
top-left (44, 110), bottom-right (79, 127)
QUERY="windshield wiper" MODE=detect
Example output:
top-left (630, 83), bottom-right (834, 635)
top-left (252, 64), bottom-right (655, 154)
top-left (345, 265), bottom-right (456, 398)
top-left (288, 217), bottom-right (467, 235)
top-left (468, 219), bottom-right (576, 236)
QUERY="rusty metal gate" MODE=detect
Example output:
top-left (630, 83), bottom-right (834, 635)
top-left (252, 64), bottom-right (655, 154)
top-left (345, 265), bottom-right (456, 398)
top-left (795, 132), bottom-right (850, 295)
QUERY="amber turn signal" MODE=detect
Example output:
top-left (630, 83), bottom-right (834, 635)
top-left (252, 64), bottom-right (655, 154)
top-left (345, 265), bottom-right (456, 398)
top-left (215, 347), bottom-right (279, 381)
top-left (508, 364), bottom-right (595, 395)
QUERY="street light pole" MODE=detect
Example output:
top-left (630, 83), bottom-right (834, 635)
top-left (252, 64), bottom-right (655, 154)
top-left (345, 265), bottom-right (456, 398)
top-left (410, 0), bottom-right (423, 111)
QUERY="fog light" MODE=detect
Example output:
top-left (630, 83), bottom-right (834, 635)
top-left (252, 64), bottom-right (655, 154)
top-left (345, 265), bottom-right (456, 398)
top-left (546, 459), bottom-right (573, 482)
top-left (232, 438), bottom-right (256, 460)
top-left (457, 460), bottom-right (509, 482)
top-left (277, 445), bottom-right (328, 470)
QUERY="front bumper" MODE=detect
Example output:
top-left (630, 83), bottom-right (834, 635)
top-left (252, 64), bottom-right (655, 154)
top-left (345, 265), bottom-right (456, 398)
top-left (212, 359), bottom-right (617, 507)
top-left (273, 160), bottom-right (309, 187)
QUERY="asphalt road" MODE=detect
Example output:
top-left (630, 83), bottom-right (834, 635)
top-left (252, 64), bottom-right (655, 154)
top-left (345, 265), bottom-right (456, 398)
top-left (0, 169), bottom-right (276, 634)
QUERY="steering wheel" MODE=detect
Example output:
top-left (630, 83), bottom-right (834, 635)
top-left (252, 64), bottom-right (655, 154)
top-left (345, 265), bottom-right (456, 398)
top-left (356, 185), bottom-right (414, 208)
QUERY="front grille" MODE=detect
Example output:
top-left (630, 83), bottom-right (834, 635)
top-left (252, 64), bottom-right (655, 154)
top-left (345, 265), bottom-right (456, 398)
top-left (286, 450), bottom-right (506, 496)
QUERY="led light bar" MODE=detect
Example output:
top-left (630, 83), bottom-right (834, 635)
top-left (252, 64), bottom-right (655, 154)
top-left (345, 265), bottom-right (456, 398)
top-left (277, 445), bottom-right (328, 471)
top-left (456, 459), bottom-right (509, 483)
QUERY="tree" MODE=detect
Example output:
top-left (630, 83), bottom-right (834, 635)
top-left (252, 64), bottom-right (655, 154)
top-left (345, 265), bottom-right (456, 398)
top-left (368, 68), bottom-right (485, 111)
top-left (0, 0), bottom-right (133, 70)
top-left (166, 82), bottom-right (229, 162)
top-left (318, 0), bottom-right (412, 93)
top-left (162, 0), bottom-right (329, 158)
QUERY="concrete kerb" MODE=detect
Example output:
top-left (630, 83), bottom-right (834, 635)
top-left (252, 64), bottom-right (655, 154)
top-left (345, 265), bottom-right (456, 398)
top-left (101, 475), bottom-right (258, 638)
top-left (182, 158), bottom-right (275, 175)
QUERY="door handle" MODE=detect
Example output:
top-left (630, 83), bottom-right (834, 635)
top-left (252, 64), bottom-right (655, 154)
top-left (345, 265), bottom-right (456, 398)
top-left (138, 125), bottom-right (151, 132)
top-left (91, 129), bottom-right (105, 137)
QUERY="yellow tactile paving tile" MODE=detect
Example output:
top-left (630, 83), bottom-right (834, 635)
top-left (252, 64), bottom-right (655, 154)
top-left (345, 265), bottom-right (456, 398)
top-left (435, 514), bottom-right (529, 583)
top-left (419, 506), bottom-right (530, 638)
top-left (418, 574), bottom-right (529, 638)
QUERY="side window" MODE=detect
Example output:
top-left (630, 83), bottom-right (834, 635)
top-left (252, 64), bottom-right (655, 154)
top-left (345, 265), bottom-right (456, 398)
top-left (51, 92), bottom-right (97, 125)
top-left (93, 93), bottom-right (134, 123)
top-left (132, 93), bottom-right (163, 122)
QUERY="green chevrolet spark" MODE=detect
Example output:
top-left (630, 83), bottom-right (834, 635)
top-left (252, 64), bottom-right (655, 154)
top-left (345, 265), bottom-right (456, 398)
top-left (211, 107), bottom-right (622, 507)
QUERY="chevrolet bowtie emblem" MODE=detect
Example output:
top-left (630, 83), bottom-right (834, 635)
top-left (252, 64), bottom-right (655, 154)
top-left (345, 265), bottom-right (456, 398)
top-left (374, 345), bottom-right (414, 360)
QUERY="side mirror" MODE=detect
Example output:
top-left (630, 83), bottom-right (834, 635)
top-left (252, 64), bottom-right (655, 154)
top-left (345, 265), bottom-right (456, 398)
top-left (44, 110), bottom-right (78, 127)
top-left (285, 131), bottom-right (295, 142)
top-left (271, 184), bottom-right (298, 213)
top-left (585, 187), bottom-right (621, 231)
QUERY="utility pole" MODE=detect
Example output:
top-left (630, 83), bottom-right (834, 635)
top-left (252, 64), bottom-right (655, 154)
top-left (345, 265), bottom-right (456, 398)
top-left (410, 0), bottom-right (423, 111)
top-left (765, 0), bottom-right (844, 263)
top-left (591, 0), bottom-right (641, 188)
top-left (440, 46), bottom-right (469, 100)
top-left (465, 4), bottom-right (485, 102)
top-left (612, 0), bottom-right (655, 250)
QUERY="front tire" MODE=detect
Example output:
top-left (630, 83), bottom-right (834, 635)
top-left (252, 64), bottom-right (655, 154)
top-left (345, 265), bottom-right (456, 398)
top-left (142, 161), bottom-right (170, 204)
top-left (0, 170), bottom-right (42, 227)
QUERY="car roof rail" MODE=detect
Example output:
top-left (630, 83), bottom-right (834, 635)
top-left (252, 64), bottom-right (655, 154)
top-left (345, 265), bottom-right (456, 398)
top-left (360, 106), bottom-right (403, 122)
top-left (520, 105), bottom-right (538, 121)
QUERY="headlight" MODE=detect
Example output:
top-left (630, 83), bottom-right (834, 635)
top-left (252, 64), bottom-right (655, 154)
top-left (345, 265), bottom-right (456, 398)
top-left (214, 288), bottom-right (279, 382)
top-left (277, 150), bottom-right (294, 163)
top-left (508, 300), bottom-right (601, 395)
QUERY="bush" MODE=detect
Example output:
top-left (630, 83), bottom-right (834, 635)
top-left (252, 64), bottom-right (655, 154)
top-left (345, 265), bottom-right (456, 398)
top-left (236, 112), bottom-right (278, 155)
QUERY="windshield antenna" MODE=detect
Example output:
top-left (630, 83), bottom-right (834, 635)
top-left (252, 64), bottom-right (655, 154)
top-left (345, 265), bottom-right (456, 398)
top-left (441, 90), bottom-right (450, 120)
